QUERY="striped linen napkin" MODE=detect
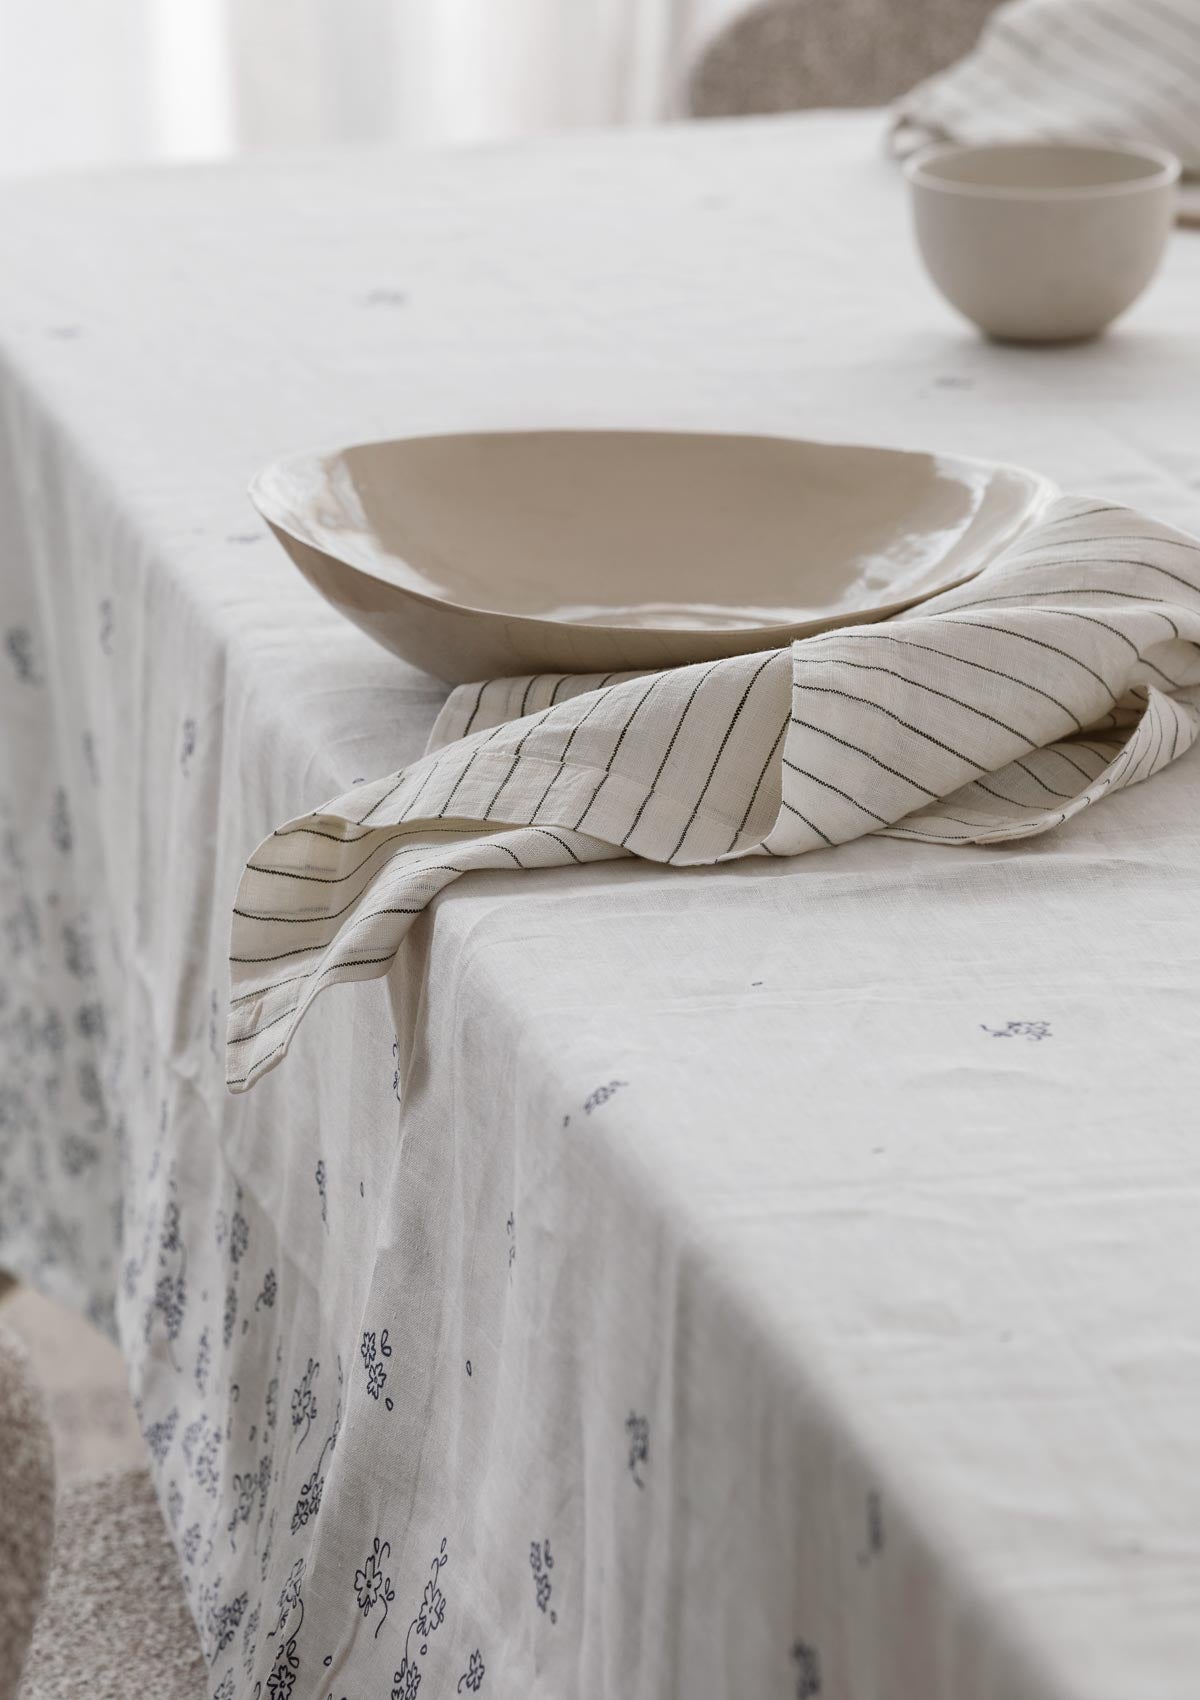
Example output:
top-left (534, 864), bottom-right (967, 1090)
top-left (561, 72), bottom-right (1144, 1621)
top-left (892, 0), bottom-right (1200, 223)
top-left (227, 496), bottom-right (1200, 1092)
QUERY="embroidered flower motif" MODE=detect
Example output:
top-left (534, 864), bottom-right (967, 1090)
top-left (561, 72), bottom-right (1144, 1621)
top-left (267, 1637), bottom-right (299, 1700)
top-left (273, 1557), bottom-right (305, 1636)
top-left (195, 1327), bottom-right (211, 1394)
top-left (5, 626), bottom-right (39, 683)
top-left (50, 788), bottom-right (72, 852)
top-left (416, 1577), bottom-right (445, 1638)
top-left (356, 1551), bottom-right (384, 1611)
top-left (265, 1376), bottom-right (278, 1431)
top-left (229, 1207), bottom-right (248, 1264)
top-left (213, 1674), bottom-right (235, 1700)
top-left (391, 1662), bottom-right (421, 1700)
top-left (229, 1470), bottom-right (257, 1544)
top-left (361, 1328), bottom-right (392, 1404)
top-left (159, 1199), bottom-right (181, 1253)
top-left (153, 1269), bottom-right (187, 1345)
top-left (256, 1267), bottom-right (277, 1310)
top-left (353, 1535), bottom-right (396, 1635)
top-left (144, 1406), bottom-right (178, 1462)
top-left (223, 1283), bottom-right (237, 1348)
top-left (457, 1649), bottom-right (486, 1692)
top-left (291, 1467), bottom-right (324, 1534)
top-left (980, 1020), bottom-right (1052, 1042)
top-left (242, 1603), bottom-right (260, 1677)
top-left (529, 1539), bottom-right (556, 1621)
top-left (625, 1412), bottom-right (649, 1488)
top-left (315, 1159), bottom-right (328, 1226)
top-left (291, 1359), bottom-right (318, 1443)
top-left (791, 1639), bottom-right (822, 1698)
top-left (207, 1590), bottom-right (248, 1654)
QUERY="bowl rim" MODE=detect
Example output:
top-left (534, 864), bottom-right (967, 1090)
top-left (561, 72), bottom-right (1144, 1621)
top-left (249, 429), bottom-right (1060, 640)
top-left (904, 138), bottom-right (1182, 202)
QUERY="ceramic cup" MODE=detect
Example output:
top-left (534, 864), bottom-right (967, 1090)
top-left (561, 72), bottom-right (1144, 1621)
top-left (905, 140), bottom-right (1180, 343)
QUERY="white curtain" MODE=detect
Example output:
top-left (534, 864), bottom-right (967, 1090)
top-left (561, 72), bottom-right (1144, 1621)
top-left (228, 0), bottom-right (753, 148)
top-left (0, 0), bottom-right (752, 177)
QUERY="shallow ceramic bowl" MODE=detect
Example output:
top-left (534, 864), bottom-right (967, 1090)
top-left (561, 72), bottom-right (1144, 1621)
top-left (906, 140), bottom-right (1180, 343)
top-left (250, 430), bottom-right (1056, 683)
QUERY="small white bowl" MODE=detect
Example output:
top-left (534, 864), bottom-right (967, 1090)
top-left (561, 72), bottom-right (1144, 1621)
top-left (906, 140), bottom-right (1180, 343)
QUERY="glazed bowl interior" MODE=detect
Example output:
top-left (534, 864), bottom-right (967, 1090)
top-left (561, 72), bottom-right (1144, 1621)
top-left (251, 430), bottom-right (1057, 681)
top-left (908, 141), bottom-right (1180, 198)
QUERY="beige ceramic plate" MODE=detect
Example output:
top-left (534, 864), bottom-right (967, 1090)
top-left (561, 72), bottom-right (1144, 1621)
top-left (250, 430), bottom-right (1056, 683)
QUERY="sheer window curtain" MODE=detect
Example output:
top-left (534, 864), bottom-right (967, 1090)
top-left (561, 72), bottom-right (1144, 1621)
top-left (0, 0), bottom-right (752, 176)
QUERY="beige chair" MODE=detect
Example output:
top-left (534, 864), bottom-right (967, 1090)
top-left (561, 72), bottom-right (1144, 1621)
top-left (687, 0), bottom-right (1005, 118)
top-left (0, 1325), bottom-right (56, 1700)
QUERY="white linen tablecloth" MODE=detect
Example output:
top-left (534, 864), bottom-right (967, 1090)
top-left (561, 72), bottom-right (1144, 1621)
top-left (2, 111), bottom-right (1200, 1700)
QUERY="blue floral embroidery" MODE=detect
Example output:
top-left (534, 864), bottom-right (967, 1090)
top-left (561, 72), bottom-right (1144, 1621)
top-left (229, 1205), bottom-right (249, 1265)
top-left (291, 1466), bottom-right (324, 1534)
top-left (529, 1538), bottom-right (556, 1623)
top-left (981, 1020), bottom-right (1051, 1041)
top-left (315, 1159), bottom-right (328, 1227)
top-left (182, 1413), bottom-right (221, 1497)
top-left (457, 1650), bottom-right (486, 1693)
top-left (791, 1640), bottom-right (822, 1697)
top-left (353, 1536), bottom-right (396, 1636)
top-left (206, 1588), bottom-right (248, 1655)
top-left (195, 1326), bottom-right (211, 1394)
top-left (389, 1538), bottom-right (449, 1700)
top-left (362, 1327), bottom-right (393, 1407)
top-left (584, 1079), bottom-right (628, 1116)
top-left (265, 1376), bottom-right (278, 1432)
top-left (255, 1268), bottom-right (277, 1310)
top-left (144, 1406), bottom-right (178, 1463)
top-left (625, 1412), bottom-right (649, 1488)
top-left (223, 1282), bottom-right (238, 1348)
top-left (291, 1358), bottom-right (319, 1446)
top-left (266, 1635), bottom-right (299, 1700)
top-left (291, 1390), bottom-right (340, 1535)
top-left (229, 1467), bottom-right (259, 1548)
top-left (5, 626), bottom-right (40, 683)
top-left (50, 789), bottom-right (72, 853)
top-left (242, 1603), bottom-right (261, 1677)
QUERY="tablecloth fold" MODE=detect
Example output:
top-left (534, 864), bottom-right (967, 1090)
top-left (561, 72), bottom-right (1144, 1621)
top-left (227, 495), bottom-right (1200, 1091)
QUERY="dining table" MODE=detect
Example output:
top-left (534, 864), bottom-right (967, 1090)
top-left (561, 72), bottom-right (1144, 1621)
top-left (2, 109), bottom-right (1199, 1700)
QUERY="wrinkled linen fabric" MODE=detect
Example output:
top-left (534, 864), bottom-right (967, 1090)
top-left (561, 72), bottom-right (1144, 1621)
top-left (228, 496), bottom-right (1200, 1091)
top-left (5, 113), bottom-right (1200, 1700)
top-left (891, 0), bottom-right (1200, 172)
